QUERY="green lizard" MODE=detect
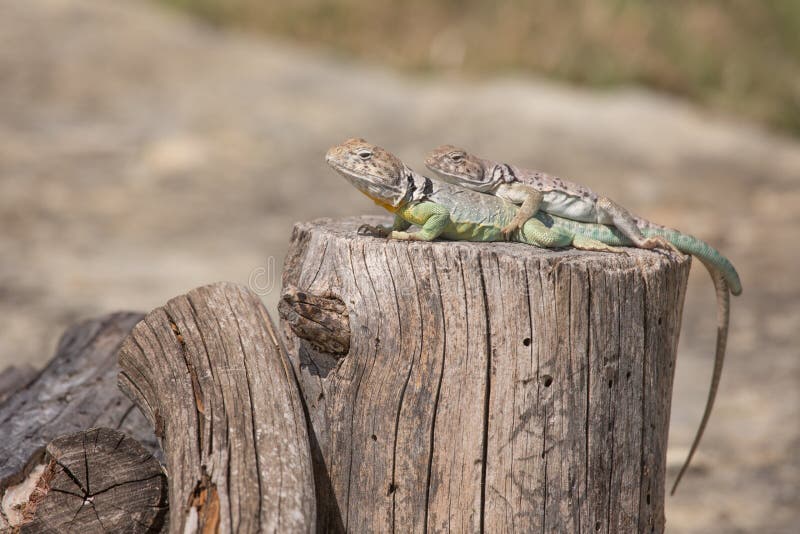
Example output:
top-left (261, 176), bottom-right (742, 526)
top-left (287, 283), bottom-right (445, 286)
top-left (327, 138), bottom-right (741, 495)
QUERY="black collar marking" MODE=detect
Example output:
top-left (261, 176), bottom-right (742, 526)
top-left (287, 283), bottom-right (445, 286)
top-left (406, 172), bottom-right (433, 201)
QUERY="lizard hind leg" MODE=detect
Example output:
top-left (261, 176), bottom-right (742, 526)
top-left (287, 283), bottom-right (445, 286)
top-left (636, 235), bottom-right (682, 254)
top-left (597, 196), bottom-right (680, 253)
top-left (519, 218), bottom-right (573, 248)
top-left (571, 234), bottom-right (628, 254)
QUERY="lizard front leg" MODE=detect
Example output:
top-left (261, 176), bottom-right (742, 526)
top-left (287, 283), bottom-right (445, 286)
top-left (500, 184), bottom-right (544, 236)
top-left (390, 202), bottom-right (451, 241)
top-left (358, 214), bottom-right (411, 237)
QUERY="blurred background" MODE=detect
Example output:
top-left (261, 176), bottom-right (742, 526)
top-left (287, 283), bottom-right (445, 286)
top-left (0, 0), bottom-right (797, 531)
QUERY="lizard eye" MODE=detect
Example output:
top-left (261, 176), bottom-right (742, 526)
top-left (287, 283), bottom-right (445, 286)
top-left (357, 150), bottom-right (373, 160)
top-left (449, 152), bottom-right (464, 162)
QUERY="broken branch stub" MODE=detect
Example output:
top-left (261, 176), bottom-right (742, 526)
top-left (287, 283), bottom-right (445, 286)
top-left (279, 284), bottom-right (351, 357)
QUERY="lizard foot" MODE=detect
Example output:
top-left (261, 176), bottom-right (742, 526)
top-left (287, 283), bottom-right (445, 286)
top-left (501, 222), bottom-right (523, 239)
top-left (572, 235), bottom-right (628, 254)
top-left (357, 224), bottom-right (391, 238)
top-left (389, 230), bottom-right (415, 240)
top-left (640, 236), bottom-right (681, 255)
top-left (390, 231), bottom-right (435, 241)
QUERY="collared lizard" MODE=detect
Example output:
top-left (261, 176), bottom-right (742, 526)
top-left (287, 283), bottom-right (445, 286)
top-left (328, 138), bottom-right (741, 495)
top-left (425, 144), bottom-right (742, 494)
top-left (425, 145), bottom-right (683, 254)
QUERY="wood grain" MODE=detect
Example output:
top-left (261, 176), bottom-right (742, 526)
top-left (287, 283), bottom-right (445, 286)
top-left (0, 364), bottom-right (38, 404)
top-left (281, 216), bottom-right (690, 533)
top-left (13, 427), bottom-right (167, 533)
top-left (118, 282), bottom-right (316, 534)
top-left (0, 313), bottom-right (159, 515)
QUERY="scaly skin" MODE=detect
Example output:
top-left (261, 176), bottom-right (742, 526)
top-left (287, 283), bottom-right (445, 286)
top-left (425, 145), bottom-right (681, 254)
top-left (328, 138), bottom-right (741, 494)
top-left (326, 138), bottom-right (615, 251)
top-left (425, 144), bottom-right (742, 493)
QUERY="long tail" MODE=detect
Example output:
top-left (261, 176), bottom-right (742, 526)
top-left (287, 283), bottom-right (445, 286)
top-left (542, 214), bottom-right (739, 494)
top-left (643, 227), bottom-right (742, 296)
top-left (670, 264), bottom-right (730, 494)
top-left (539, 214), bottom-right (742, 296)
top-left (642, 227), bottom-right (735, 493)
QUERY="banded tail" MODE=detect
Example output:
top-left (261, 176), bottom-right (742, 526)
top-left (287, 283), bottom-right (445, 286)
top-left (642, 227), bottom-right (742, 296)
top-left (670, 264), bottom-right (730, 495)
top-left (543, 213), bottom-right (741, 494)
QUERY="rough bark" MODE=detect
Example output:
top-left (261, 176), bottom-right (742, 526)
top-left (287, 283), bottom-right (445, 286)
top-left (0, 313), bottom-right (159, 508)
top-left (281, 216), bottom-right (690, 533)
top-left (3, 427), bottom-right (167, 532)
top-left (117, 282), bottom-right (316, 534)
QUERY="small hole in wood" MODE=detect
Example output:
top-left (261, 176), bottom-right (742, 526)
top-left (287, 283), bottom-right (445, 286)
top-left (646, 493), bottom-right (651, 505)
top-left (658, 317), bottom-right (663, 325)
top-left (541, 451), bottom-right (545, 459)
top-left (595, 521), bottom-right (602, 531)
top-left (371, 434), bottom-right (377, 442)
top-left (608, 379), bottom-right (613, 388)
top-left (387, 483), bottom-right (397, 495)
top-left (542, 374), bottom-right (553, 387)
top-left (626, 371), bottom-right (631, 380)
top-left (523, 337), bottom-right (531, 347)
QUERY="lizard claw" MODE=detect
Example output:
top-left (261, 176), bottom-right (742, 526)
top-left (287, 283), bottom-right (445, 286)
top-left (357, 224), bottom-right (391, 238)
top-left (640, 236), bottom-right (681, 255)
top-left (501, 222), bottom-right (521, 239)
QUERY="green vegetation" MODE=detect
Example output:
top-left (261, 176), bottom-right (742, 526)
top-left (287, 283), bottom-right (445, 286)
top-left (160, 0), bottom-right (800, 135)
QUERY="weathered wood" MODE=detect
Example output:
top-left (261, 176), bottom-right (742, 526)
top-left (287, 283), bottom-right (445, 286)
top-left (2, 427), bottom-right (167, 532)
top-left (281, 216), bottom-right (690, 533)
top-left (118, 282), bottom-right (316, 533)
top-left (0, 364), bottom-right (38, 404)
top-left (279, 285), bottom-right (351, 356)
top-left (0, 312), bottom-right (160, 516)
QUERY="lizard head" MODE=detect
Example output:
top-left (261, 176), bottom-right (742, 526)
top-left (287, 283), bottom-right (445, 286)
top-left (326, 138), bottom-right (411, 210)
top-left (425, 145), bottom-right (488, 186)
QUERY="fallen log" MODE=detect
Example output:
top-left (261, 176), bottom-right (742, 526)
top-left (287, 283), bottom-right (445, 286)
top-left (4, 428), bottom-right (167, 532)
top-left (118, 282), bottom-right (316, 533)
top-left (0, 364), bottom-right (37, 404)
top-left (280, 216), bottom-right (690, 533)
top-left (0, 312), bottom-right (161, 530)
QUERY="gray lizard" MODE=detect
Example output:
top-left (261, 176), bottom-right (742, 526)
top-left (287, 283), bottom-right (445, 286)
top-left (424, 144), bottom-right (741, 494)
top-left (425, 145), bottom-right (679, 253)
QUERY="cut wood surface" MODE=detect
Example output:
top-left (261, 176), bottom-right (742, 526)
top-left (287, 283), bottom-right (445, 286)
top-left (4, 427), bottom-right (167, 532)
top-left (118, 282), bottom-right (316, 534)
top-left (0, 312), bottom-right (159, 518)
top-left (281, 216), bottom-right (690, 533)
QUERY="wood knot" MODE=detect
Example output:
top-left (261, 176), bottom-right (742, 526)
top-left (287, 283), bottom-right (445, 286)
top-left (279, 285), bottom-right (351, 357)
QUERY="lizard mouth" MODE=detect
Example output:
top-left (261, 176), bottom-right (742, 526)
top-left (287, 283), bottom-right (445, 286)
top-left (326, 159), bottom-right (405, 208)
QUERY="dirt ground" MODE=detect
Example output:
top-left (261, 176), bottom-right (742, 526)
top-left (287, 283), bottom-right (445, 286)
top-left (1, 1), bottom-right (798, 531)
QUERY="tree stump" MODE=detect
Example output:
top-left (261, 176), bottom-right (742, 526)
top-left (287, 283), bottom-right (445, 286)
top-left (118, 282), bottom-right (316, 533)
top-left (280, 216), bottom-right (690, 533)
